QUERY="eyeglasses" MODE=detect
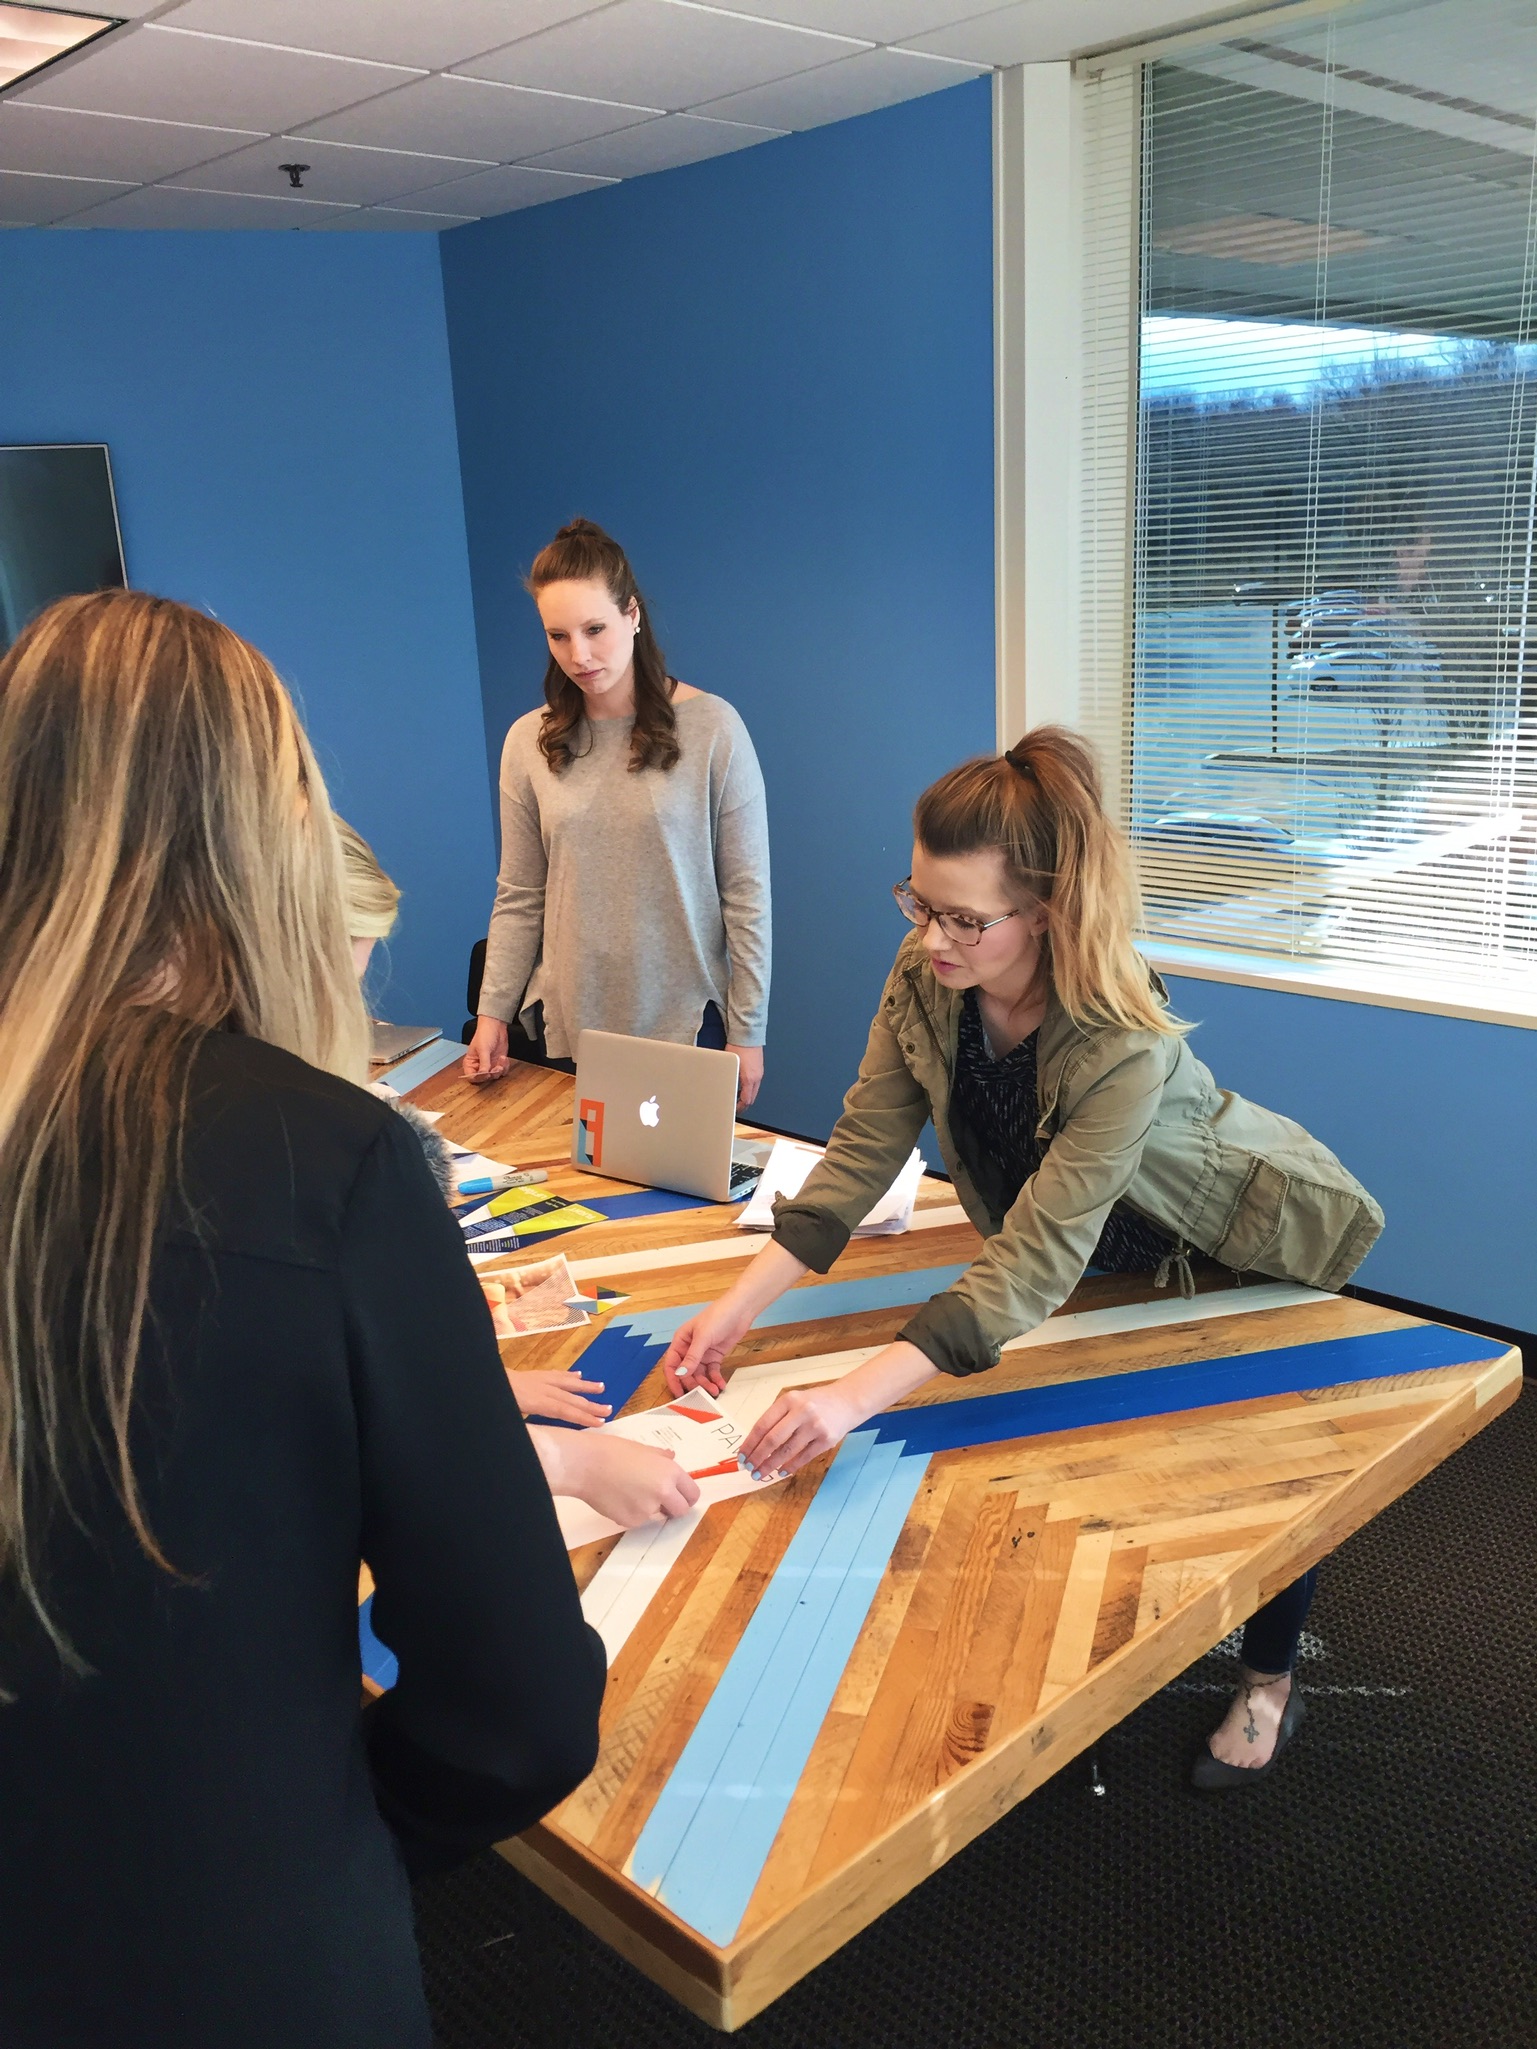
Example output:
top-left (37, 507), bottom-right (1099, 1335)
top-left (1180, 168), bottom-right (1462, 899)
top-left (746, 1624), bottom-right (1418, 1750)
top-left (892, 879), bottom-right (1023, 947)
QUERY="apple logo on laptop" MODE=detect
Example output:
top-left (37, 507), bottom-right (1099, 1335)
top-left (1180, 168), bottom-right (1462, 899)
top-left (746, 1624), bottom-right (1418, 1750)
top-left (639, 1095), bottom-right (660, 1128)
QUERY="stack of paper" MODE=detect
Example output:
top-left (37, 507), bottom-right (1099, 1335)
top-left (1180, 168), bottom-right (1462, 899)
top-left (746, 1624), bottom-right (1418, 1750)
top-left (736, 1136), bottom-right (924, 1237)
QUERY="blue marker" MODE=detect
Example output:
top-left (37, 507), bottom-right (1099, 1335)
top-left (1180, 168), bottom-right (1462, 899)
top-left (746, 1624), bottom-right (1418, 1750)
top-left (457, 1167), bottom-right (548, 1196)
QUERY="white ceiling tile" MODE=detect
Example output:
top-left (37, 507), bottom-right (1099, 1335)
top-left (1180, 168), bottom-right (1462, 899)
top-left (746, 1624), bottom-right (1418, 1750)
top-left (899, 0), bottom-right (1241, 65)
top-left (0, 164), bottom-right (133, 224)
top-left (304, 203), bottom-right (478, 230)
top-left (162, 132), bottom-right (491, 204)
top-left (455, 0), bottom-right (867, 112)
top-left (525, 110), bottom-right (780, 176)
top-left (398, 160), bottom-right (611, 213)
top-left (691, 44), bottom-right (981, 127)
top-left (62, 181), bottom-right (359, 227)
top-left (295, 72), bottom-right (660, 159)
top-left (709, 0), bottom-right (996, 38)
top-left (0, 102), bottom-right (262, 181)
top-left (13, 23), bottom-right (420, 131)
top-left (153, 0), bottom-right (611, 73)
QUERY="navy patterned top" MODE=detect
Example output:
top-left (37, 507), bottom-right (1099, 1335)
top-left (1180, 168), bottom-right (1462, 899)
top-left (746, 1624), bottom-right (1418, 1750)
top-left (950, 987), bottom-right (1174, 1275)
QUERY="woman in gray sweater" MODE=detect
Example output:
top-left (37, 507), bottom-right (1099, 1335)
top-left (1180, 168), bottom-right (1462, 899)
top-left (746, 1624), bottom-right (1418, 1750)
top-left (463, 520), bottom-right (771, 1104)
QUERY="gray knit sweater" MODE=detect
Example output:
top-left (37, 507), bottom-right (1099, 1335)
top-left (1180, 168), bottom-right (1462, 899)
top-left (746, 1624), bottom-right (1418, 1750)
top-left (477, 694), bottom-right (771, 1058)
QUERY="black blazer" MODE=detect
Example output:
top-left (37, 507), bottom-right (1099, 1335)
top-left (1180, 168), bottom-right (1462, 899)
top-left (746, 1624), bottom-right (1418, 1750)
top-left (0, 1033), bottom-right (605, 2049)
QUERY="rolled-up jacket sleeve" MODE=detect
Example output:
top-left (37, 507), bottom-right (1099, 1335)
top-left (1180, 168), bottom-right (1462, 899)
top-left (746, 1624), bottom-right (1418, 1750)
top-left (770, 984), bottom-right (930, 1273)
top-left (898, 1034), bottom-right (1172, 1376)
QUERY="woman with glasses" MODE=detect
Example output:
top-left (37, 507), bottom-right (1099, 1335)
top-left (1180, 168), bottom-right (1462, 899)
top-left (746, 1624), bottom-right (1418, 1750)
top-left (661, 726), bottom-right (1382, 1789)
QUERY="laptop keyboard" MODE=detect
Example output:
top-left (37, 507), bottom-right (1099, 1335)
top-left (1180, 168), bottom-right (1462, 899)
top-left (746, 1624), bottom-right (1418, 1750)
top-left (728, 1159), bottom-right (764, 1200)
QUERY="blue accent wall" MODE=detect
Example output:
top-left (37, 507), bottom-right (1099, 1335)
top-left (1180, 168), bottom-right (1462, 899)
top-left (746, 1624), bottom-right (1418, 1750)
top-left (0, 230), bottom-right (490, 1031)
top-left (1165, 976), bottom-right (1537, 1332)
top-left (440, 80), bottom-right (996, 1140)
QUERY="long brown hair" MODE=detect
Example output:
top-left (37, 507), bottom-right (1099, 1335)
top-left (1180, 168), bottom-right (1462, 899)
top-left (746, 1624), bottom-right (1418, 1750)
top-left (914, 725), bottom-right (1182, 1037)
top-left (526, 518), bottom-right (680, 775)
top-left (0, 590), bottom-right (368, 1668)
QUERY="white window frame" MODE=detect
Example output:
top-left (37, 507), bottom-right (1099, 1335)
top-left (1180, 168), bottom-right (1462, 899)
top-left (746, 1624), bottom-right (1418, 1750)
top-left (995, 13), bottom-right (1537, 1033)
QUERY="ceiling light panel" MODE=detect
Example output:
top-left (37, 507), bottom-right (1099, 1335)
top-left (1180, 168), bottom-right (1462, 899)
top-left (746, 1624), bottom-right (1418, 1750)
top-left (154, 0), bottom-right (610, 74)
top-left (162, 132), bottom-right (495, 204)
top-left (0, 101), bottom-right (261, 180)
top-left (694, 43), bottom-right (981, 128)
top-left (13, 22), bottom-right (418, 130)
top-left (0, 3), bottom-right (117, 93)
top-left (454, 0), bottom-right (867, 111)
top-left (296, 72), bottom-right (659, 159)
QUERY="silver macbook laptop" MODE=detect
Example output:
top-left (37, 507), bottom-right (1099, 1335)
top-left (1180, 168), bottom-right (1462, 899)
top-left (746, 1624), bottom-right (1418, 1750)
top-left (571, 1030), bottom-right (767, 1203)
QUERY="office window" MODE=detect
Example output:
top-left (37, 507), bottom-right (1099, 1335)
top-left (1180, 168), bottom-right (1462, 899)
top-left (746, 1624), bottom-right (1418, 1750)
top-left (1084, 0), bottom-right (1537, 1016)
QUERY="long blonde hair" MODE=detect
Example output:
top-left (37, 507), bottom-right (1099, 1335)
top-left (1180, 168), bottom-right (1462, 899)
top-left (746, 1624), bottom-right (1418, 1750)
top-left (0, 590), bottom-right (368, 1665)
top-left (914, 725), bottom-right (1183, 1037)
top-left (336, 817), bottom-right (400, 941)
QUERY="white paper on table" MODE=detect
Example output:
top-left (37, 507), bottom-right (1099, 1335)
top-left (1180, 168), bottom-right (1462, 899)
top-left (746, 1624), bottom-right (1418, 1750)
top-left (736, 1136), bottom-right (924, 1237)
top-left (552, 1388), bottom-right (779, 1549)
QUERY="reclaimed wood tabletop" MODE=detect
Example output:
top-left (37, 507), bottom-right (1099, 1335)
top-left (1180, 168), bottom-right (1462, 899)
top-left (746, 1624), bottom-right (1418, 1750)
top-left (382, 1054), bottom-right (1520, 2032)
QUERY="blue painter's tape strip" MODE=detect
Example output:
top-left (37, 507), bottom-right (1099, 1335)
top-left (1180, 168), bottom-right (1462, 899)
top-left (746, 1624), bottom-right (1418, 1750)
top-left (871, 1321), bottom-right (1511, 1458)
top-left (660, 1444), bottom-right (931, 1945)
top-left (628, 1431), bottom-right (880, 1891)
top-left (590, 1187), bottom-right (715, 1220)
top-left (358, 1594), bottom-right (398, 1692)
top-left (377, 1035), bottom-right (458, 1094)
top-left (530, 1322), bottom-right (665, 1430)
top-left (617, 1265), bottom-right (970, 1348)
top-left (532, 1264), bottom-right (971, 1430)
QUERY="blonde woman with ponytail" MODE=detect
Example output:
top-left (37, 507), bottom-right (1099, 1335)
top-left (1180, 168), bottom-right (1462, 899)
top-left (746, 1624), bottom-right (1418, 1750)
top-left (663, 726), bottom-right (1383, 1791)
top-left (0, 592), bottom-right (607, 2049)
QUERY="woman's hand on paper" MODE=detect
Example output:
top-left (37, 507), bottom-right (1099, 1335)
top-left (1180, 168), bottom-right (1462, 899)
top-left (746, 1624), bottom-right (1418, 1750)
top-left (660, 1299), bottom-right (753, 1397)
top-left (508, 1368), bottom-right (610, 1426)
top-left (739, 1340), bottom-right (940, 1479)
top-left (738, 1384), bottom-right (873, 1481)
top-left (729, 1043), bottom-right (764, 1108)
top-left (564, 1436), bottom-right (701, 1526)
top-left (462, 1015), bottom-right (511, 1084)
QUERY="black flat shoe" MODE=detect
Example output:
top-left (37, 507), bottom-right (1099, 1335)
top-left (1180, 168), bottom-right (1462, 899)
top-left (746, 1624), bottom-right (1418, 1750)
top-left (1190, 1681), bottom-right (1306, 1791)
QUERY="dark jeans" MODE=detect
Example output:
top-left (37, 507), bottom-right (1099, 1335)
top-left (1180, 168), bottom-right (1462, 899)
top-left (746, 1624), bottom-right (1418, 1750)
top-left (508, 1001), bottom-right (727, 1072)
top-left (1240, 1567), bottom-right (1317, 1675)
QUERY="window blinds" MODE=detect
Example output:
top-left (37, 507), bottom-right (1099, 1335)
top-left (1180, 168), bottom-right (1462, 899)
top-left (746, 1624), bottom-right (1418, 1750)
top-left (1082, 0), bottom-right (1537, 1012)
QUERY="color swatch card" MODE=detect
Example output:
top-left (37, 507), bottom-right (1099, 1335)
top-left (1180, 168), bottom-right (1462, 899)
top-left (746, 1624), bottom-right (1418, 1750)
top-left (461, 1183), bottom-right (608, 1260)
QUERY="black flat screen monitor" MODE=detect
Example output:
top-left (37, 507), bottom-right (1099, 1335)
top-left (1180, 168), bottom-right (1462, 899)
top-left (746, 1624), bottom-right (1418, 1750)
top-left (0, 444), bottom-right (127, 654)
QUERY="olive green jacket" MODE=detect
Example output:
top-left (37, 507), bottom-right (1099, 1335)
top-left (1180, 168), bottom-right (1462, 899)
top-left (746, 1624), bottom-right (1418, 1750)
top-left (771, 934), bottom-right (1384, 1377)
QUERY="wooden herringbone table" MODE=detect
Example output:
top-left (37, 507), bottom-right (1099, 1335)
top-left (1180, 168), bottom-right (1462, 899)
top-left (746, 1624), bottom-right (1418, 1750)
top-left (392, 1056), bottom-right (1519, 2032)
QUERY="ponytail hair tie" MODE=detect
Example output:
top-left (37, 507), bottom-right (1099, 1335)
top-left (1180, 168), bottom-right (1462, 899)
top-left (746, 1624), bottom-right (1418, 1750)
top-left (1004, 747), bottom-right (1035, 778)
